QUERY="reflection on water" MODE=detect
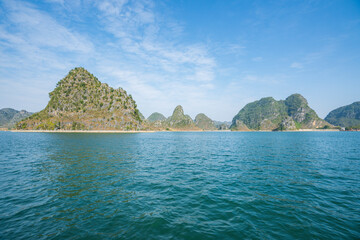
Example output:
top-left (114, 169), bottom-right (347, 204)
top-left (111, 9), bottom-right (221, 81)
top-left (0, 132), bottom-right (359, 239)
top-left (38, 134), bottom-right (140, 238)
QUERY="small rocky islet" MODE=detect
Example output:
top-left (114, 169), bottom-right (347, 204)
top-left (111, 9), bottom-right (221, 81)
top-left (4, 67), bottom-right (358, 131)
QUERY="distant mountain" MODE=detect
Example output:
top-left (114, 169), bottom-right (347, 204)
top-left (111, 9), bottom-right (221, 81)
top-left (325, 101), bottom-right (360, 128)
top-left (147, 112), bottom-right (166, 123)
top-left (0, 108), bottom-right (32, 128)
top-left (166, 105), bottom-right (199, 130)
top-left (17, 67), bottom-right (142, 130)
top-left (284, 94), bottom-right (328, 129)
top-left (139, 111), bottom-right (145, 120)
top-left (231, 94), bottom-right (330, 130)
top-left (213, 121), bottom-right (231, 130)
top-left (194, 113), bottom-right (217, 130)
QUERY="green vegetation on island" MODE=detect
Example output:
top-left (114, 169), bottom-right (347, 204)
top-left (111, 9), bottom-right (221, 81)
top-left (194, 113), bottom-right (217, 130)
top-left (325, 101), bottom-right (360, 129)
top-left (165, 105), bottom-right (199, 130)
top-left (213, 121), bottom-right (231, 130)
top-left (9, 68), bottom-right (354, 132)
top-left (230, 94), bottom-right (331, 131)
top-left (0, 108), bottom-right (33, 129)
top-left (16, 67), bottom-right (142, 130)
top-left (145, 107), bottom-right (218, 131)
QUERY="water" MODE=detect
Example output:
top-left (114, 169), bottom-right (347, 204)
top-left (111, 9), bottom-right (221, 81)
top-left (0, 132), bottom-right (359, 239)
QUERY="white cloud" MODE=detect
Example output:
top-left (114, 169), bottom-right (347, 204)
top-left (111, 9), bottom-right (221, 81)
top-left (252, 56), bottom-right (263, 62)
top-left (290, 62), bottom-right (303, 69)
top-left (96, 0), bottom-right (216, 83)
top-left (2, 1), bottom-right (93, 53)
top-left (0, 0), bottom-right (95, 111)
top-left (44, 0), bottom-right (65, 5)
top-left (90, 0), bottom-right (219, 117)
top-left (0, 0), bottom-right (237, 120)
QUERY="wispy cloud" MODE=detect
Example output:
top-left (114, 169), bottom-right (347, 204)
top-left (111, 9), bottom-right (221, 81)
top-left (252, 56), bottom-right (263, 62)
top-left (0, 0), bottom-right (95, 111)
top-left (0, 0), bottom-right (93, 74)
top-left (1, 1), bottom-right (93, 53)
top-left (2, 0), bottom-right (354, 121)
top-left (290, 62), bottom-right (303, 69)
top-left (91, 0), bottom-right (218, 117)
top-left (96, 0), bottom-right (215, 81)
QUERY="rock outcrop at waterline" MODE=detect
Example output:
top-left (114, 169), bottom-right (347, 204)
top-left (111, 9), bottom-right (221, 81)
top-left (230, 94), bottom-right (331, 131)
top-left (17, 67), bottom-right (142, 130)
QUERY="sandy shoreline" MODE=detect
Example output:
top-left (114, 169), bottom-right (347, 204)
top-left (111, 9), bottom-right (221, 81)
top-left (9, 130), bottom-right (155, 133)
top-left (3, 129), bottom-right (341, 133)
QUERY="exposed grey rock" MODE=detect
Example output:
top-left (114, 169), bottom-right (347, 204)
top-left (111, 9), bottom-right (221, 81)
top-left (165, 105), bottom-right (198, 129)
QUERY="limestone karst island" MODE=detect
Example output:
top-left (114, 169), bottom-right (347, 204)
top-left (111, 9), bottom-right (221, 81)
top-left (1, 67), bottom-right (358, 132)
top-left (1, 1), bottom-right (360, 239)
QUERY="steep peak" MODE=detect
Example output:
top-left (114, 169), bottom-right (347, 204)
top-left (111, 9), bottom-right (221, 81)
top-left (166, 105), bottom-right (198, 129)
top-left (195, 113), bottom-right (207, 120)
top-left (57, 67), bottom-right (100, 87)
top-left (17, 67), bottom-right (142, 130)
top-left (285, 93), bottom-right (308, 107)
top-left (258, 97), bottom-right (276, 104)
top-left (69, 67), bottom-right (91, 76)
top-left (172, 105), bottom-right (184, 117)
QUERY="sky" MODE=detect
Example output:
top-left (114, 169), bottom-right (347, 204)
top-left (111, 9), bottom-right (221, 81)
top-left (0, 0), bottom-right (359, 121)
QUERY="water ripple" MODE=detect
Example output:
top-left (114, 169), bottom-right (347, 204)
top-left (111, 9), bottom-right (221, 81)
top-left (0, 132), bottom-right (359, 239)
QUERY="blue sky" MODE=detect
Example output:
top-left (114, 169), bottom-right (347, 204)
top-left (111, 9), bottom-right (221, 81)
top-left (0, 0), bottom-right (359, 121)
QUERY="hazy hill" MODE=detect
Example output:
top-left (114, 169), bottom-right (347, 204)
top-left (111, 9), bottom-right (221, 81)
top-left (17, 67), bottom-right (142, 130)
top-left (194, 113), bottom-right (217, 130)
top-left (325, 101), bottom-right (360, 128)
top-left (0, 108), bottom-right (32, 128)
top-left (165, 105), bottom-right (199, 130)
top-left (213, 121), bottom-right (231, 130)
top-left (231, 94), bottom-right (330, 131)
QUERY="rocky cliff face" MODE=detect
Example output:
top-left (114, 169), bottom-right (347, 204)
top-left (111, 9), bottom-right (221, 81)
top-left (325, 101), bottom-right (360, 128)
top-left (17, 67), bottom-right (142, 130)
top-left (284, 94), bottom-right (327, 129)
top-left (231, 97), bottom-right (288, 130)
top-left (277, 116), bottom-right (297, 131)
top-left (0, 108), bottom-right (33, 128)
top-left (231, 94), bottom-right (330, 131)
top-left (194, 113), bottom-right (217, 130)
top-left (231, 120), bottom-right (250, 131)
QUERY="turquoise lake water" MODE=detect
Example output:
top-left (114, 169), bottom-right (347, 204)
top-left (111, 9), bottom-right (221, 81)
top-left (0, 131), bottom-right (359, 239)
